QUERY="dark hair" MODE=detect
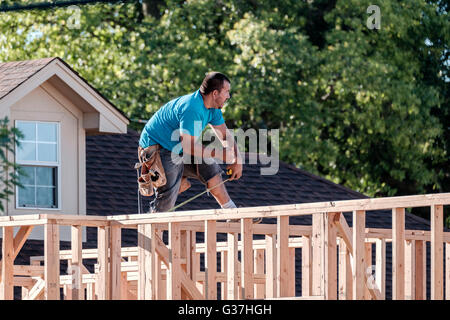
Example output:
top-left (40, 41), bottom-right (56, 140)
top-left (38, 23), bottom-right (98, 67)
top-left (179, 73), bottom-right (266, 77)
top-left (199, 72), bottom-right (230, 95)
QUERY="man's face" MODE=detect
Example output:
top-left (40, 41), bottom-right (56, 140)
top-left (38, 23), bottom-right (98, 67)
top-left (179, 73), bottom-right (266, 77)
top-left (213, 81), bottom-right (231, 109)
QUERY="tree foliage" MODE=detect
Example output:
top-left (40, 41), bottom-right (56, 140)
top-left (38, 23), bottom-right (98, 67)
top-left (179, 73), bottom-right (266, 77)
top-left (0, 117), bottom-right (24, 213)
top-left (0, 0), bottom-right (448, 207)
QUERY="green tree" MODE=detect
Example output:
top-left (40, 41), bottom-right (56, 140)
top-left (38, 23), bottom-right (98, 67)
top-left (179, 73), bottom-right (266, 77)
top-left (0, 0), bottom-right (448, 211)
top-left (0, 117), bottom-right (24, 213)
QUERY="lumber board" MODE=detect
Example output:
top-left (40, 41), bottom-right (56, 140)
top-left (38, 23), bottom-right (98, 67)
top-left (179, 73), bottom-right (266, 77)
top-left (431, 204), bottom-right (444, 300)
top-left (44, 223), bottom-right (60, 300)
top-left (1, 227), bottom-right (14, 300)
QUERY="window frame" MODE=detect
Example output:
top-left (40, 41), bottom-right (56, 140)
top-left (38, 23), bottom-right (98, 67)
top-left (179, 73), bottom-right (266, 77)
top-left (14, 120), bottom-right (61, 210)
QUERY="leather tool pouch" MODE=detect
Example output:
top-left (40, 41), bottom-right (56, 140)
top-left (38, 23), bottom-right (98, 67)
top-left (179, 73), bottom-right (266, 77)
top-left (135, 145), bottom-right (167, 197)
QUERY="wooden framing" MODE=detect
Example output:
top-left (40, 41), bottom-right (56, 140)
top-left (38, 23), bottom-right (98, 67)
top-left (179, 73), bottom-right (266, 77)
top-left (431, 204), bottom-right (444, 300)
top-left (44, 223), bottom-right (60, 300)
top-left (241, 218), bottom-right (254, 299)
top-left (277, 216), bottom-right (289, 297)
top-left (392, 207), bottom-right (405, 300)
top-left (352, 210), bottom-right (365, 300)
top-left (0, 192), bottom-right (448, 301)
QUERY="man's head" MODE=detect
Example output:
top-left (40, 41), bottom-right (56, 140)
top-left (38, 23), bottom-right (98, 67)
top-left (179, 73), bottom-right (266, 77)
top-left (200, 72), bottom-right (231, 109)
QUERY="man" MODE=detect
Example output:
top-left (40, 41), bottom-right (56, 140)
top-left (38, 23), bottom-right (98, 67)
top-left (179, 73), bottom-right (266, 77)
top-left (139, 72), bottom-right (247, 216)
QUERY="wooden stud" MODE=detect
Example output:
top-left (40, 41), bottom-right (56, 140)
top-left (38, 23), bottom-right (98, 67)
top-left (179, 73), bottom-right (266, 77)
top-left (288, 247), bottom-right (296, 297)
top-left (405, 240), bottom-right (415, 300)
top-left (301, 235), bottom-right (311, 297)
top-left (44, 223), bottom-right (60, 300)
top-left (1, 227), bottom-right (14, 300)
top-left (364, 242), bottom-right (373, 300)
top-left (446, 243), bottom-right (450, 300)
top-left (168, 222), bottom-right (181, 299)
top-left (254, 249), bottom-right (265, 299)
top-left (137, 224), bottom-right (145, 300)
top-left (375, 238), bottom-right (386, 299)
top-left (311, 213), bottom-right (324, 296)
top-left (13, 226), bottom-right (34, 260)
top-left (431, 204), bottom-right (444, 300)
top-left (241, 218), bottom-right (254, 299)
top-left (392, 207), bottom-right (405, 300)
top-left (71, 225), bottom-right (83, 300)
top-left (110, 225), bottom-right (122, 300)
top-left (324, 212), bottom-right (337, 300)
top-left (138, 224), bottom-right (155, 300)
top-left (265, 234), bottom-right (277, 298)
top-left (414, 240), bottom-right (426, 300)
top-left (96, 226), bottom-right (109, 300)
top-left (204, 220), bottom-right (217, 300)
top-left (277, 216), bottom-right (289, 297)
top-left (338, 240), bottom-right (352, 300)
top-left (221, 251), bottom-right (228, 299)
top-left (352, 210), bottom-right (365, 300)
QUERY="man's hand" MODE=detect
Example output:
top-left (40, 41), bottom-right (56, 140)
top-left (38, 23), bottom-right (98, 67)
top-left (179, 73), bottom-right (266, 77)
top-left (226, 161), bottom-right (243, 181)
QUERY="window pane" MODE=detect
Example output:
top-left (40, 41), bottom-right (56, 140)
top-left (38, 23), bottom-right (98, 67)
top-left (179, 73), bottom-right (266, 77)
top-left (18, 186), bottom-right (35, 207)
top-left (36, 187), bottom-right (55, 207)
top-left (37, 123), bottom-right (57, 142)
top-left (17, 142), bottom-right (36, 161)
top-left (36, 167), bottom-right (55, 186)
top-left (18, 166), bottom-right (35, 185)
top-left (37, 143), bottom-right (57, 162)
top-left (16, 122), bottom-right (36, 141)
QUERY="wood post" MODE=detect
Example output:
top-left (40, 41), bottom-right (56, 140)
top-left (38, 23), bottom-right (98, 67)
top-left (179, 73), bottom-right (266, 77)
top-left (405, 240), bottom-right (415, 300)
top-left (44, 223), bottom-right (60, 300)
top-left (254, 249), bottom-right (265, 299)
top-left (265, 233), bottom-right (277, 298)
top-left (312, 213), bottom-right (324, 296)
top-left (96, 226), bottom-right (109, 300)
top-left (392, 207), bottom-right (405, 300)
top-left (277, 216), bottom-right (289, 297)
top-left (1, 226), bottom-right (14, 300)
top-left (324, 212), bottom-right (337, 300)
top-left (446, 243), bottom-right (450, 300)
top-left (241, 218), bottom-right (254, 299)
top-left (71, 225), bottom-right (83, 300)
top-left (138, 224), bottom-right (155, 300)
top-left (431, 204), bottom-right (444, 300)
top-left (227, 232), bottom-right (239, 300)
top-left (168, 222), bottom-right (181, 299)
top-left (338, 240), bottom-right (352, 300)
top-left (301, 235), bottom-right (311, 297)
top-left (352, 210), bottom-right (365, 300)
top-left (288, 247), bottom-right (296, 297)
top-left (205, 220), bottom-right (217, 300)
top-left (110, 225), bottom-right (122, 300)
top-left (221, 251), bottom-right (227, 299)
top-left (364, 243), bottom-right (373, 300)
top-left (414, 240), bottom-right (426, 300)
top-left (375, 238), bottom-right (386, 299)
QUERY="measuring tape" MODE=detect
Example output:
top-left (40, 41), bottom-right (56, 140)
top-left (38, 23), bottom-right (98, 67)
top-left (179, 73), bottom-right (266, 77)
top-left (168, 169), bottom-right (233, 212)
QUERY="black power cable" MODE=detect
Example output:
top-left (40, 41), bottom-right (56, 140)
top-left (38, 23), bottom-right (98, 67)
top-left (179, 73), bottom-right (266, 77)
top-left (0, 0), bottom-right (138, 13)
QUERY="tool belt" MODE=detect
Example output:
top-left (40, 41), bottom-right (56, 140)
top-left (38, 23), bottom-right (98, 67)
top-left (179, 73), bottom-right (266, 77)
top-left (135, 145), bottom-right (167, 197)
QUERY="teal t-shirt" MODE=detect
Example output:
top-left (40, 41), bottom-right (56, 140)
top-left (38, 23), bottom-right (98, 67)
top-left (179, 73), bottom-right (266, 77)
top-left (139, 90), bottom-right (225, 154)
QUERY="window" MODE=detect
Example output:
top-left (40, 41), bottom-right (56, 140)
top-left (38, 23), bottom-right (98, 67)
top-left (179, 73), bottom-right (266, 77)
top-left (15, 121), bottom-right (60, 209)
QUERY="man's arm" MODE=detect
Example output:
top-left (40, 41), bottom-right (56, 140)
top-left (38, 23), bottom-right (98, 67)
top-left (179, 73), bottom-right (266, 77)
top-left (180, 132), bottom-right (236, 163)
top-left (209, 123), bottom-right (243, 181)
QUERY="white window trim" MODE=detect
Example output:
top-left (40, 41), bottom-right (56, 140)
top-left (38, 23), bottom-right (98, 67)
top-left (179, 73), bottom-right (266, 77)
top-left (15, 120), bottom-right (62, 211)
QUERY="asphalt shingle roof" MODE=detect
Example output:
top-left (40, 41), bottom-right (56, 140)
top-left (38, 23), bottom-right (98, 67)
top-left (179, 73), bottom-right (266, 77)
top-left (0, 57), bottom-right (55, 100)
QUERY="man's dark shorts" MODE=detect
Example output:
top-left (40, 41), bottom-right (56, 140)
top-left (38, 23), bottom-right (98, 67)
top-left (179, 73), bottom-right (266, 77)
top-left (149, 147), bottom-right (223, 212)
